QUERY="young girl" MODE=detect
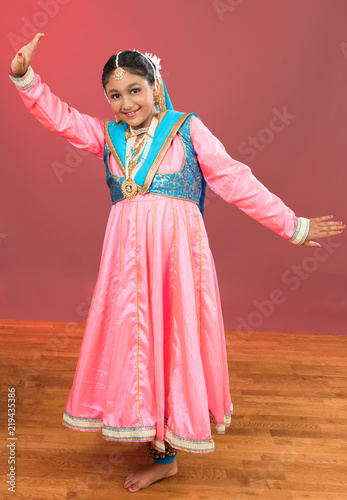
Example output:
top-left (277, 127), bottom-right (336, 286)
top-left (9, 33), bottom-right (344, 493)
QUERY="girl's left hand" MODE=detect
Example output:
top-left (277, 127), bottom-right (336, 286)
top-left (303, 215), bottom-right (344, 247)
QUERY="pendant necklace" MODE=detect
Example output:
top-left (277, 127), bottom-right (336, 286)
top-left (121, 116), bottom-right (158, 201)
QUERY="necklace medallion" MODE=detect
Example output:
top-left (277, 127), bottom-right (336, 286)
top-left (121, 178), bottom-right (138, 201)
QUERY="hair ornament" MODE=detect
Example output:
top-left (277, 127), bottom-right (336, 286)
top-left (104, 88), bottom-right (110, 103)
top-left (144, 52), bottom-right (162, 80)
top-left (128, 49), bottom-right (162, 84)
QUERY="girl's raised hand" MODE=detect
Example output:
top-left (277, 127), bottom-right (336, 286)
top-left (11, 32), bottom-right (45, 77)
top-left (302, 215), bottom-right (344, 248)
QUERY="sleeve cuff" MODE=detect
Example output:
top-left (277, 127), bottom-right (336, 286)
top-left (8, 65), bottom-right (35, 89)
top-left (288, 217), bottom-right (311, 245)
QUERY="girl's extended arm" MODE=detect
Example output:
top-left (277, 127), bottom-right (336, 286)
top-left (8, 65), bottom-right (105, 159)
top-left (8, 32), bottom-right (104, 158)
top-left (191, 116), bottom-right (344, 246)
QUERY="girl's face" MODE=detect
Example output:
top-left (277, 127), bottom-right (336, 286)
top-left (105, 70), bottom-right (158, 130)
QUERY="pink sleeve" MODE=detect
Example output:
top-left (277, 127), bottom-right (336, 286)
top-left (190, 115), bottom-right (297, 239)
top-left (12, 68), bottom-right (105, 159)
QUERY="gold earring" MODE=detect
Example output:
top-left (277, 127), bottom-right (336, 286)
top-left (154, 91), bottom-right (161, 113)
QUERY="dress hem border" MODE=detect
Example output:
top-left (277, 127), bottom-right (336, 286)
top-left (62, 401), bottom-right (233, 454)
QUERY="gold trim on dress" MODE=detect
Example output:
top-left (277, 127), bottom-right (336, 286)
top-left (150, 200), bottom-right (155, 300)
top-left (120, 204), bottom-right (124, 270)
top-left (158, 79), bottom-right (167, 112)
top-left (196, 205), bottom-right (202, 340)
top-left (104, 124), bottom-right (126, 177)
top-left (139, 113), bottom-right (190, 194)
top-left (170, 198), bottom-right (176, 347)
top-left (184, 201), bottom-right (200, 348)
top-left (120, 192), bottom-right (198, 205)
top-left (135, 201), bottom-right (144, 427)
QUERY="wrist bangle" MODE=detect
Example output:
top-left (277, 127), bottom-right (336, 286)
top-left (288, 217), bottom-right (311, 245)
top-left (8, 65), bottom-right (35, 89)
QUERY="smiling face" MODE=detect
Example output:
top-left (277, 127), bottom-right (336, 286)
top-left (105, 70), bottom-right (158, 129)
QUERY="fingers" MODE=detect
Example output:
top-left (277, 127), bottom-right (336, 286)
top-left (320, 227), bottom-right (344, 236)
top-left (308, 216), bottom-right (344, 234)
top-left (302, 240), bottom-right (322, 248)
top-left (301, 215), bottom-right (344, 248)
top-left (29, 32), bottom-right (45, 48)
top-left (28, 32), bottom-right (45, 56)
top-left (309, 215), bottom-right (334, 223)
top-left (304, 226), bottom-right (343, 245)
top-left (302, 240), bottom-right (321, 248)
top-left (11, 33), bottom-right (44, 77)
top-left (17, 33), bottom-right (44, 58)
top-left (315, 222), bottom-right (344, 234)
top-left (318, 222), bottom-right (344, 231)
top-left (309, 215), bottom-right (345, 227)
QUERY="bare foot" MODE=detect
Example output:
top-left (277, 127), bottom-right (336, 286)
top-left (123, 457), bottom-right (178, 492)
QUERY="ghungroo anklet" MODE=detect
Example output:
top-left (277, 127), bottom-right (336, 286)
top-left (147, 440), bottom-right (177, 459)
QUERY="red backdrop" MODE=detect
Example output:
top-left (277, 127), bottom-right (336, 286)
top-left (1, 0), bottom-right (346, 334)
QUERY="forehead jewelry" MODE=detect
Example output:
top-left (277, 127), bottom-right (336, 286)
top-left (113, 52), bottom-right (125, 80)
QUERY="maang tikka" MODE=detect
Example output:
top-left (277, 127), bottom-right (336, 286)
top-left (113, 52), bottom-right (125, 80)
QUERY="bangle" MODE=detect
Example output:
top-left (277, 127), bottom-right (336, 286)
top-left (288, 217), bottom-right (311, 245)
top-left (8, 65), bottom-right (35, 89)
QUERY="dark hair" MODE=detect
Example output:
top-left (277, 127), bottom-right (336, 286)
top-left (102, 51), bottom-right (156, 90)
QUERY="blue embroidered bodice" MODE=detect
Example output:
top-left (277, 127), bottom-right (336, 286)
top-left (103, 114), bottom-right (207, 217)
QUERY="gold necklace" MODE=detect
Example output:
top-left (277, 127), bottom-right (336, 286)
top-left (130, 125), bottom-right (150, 136)
top-left (121, 116), bottom-right (158, 201)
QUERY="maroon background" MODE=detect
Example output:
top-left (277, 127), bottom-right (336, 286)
top-left (1, 0), bottom-right (346, 334)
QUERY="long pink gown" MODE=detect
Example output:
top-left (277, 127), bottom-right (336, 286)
top-left (13, 70), bottom-right (297, 454)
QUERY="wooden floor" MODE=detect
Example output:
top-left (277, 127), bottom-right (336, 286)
top-left (0, 318), bottom-right (346, 500)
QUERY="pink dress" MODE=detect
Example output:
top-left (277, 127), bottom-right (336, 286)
top-left (14, 70), bottom-right (297, 454)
